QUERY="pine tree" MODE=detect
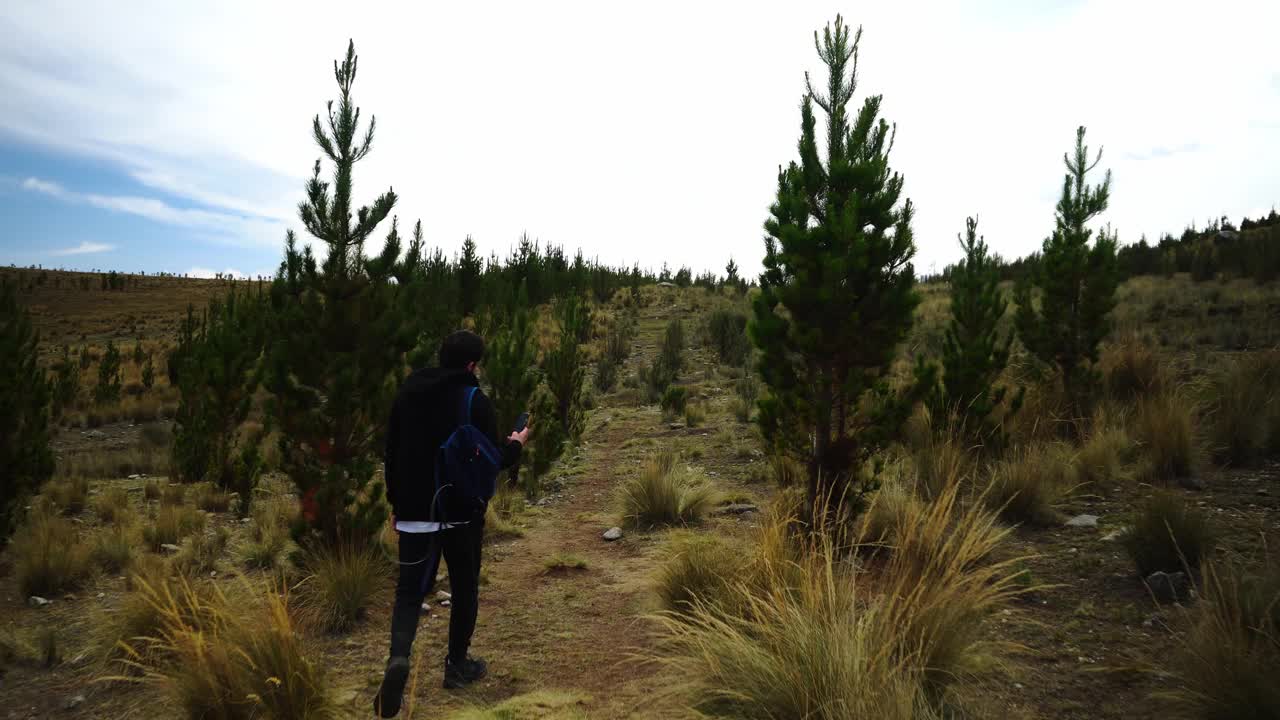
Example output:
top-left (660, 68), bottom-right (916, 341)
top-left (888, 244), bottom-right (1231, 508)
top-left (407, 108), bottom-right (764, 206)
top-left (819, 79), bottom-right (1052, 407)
top-left (50, 344), bottom-right (80, 418)
top-left (484, 283), bottom-right (539, 486)
top-left (724, 257), bottom-right (743, 295)
top-left (750, 17), bottom-right (920, 520)
top-left (93, 341), bottom-right (123, 405)
top-left (172, 290), bottom-right (267, 514)
top-left (924, 217), bottom-right (1020, 445)
top-left (1014, 126), bottom-right (1118, 408)
top-left (265, 41), bottom-right (412, 544)
top-left (0, 280), bottom-right (54, 540)
top-left (141, 354), bottom-right (155, 390)
top-left (458, 236), bottom-right (482, 317)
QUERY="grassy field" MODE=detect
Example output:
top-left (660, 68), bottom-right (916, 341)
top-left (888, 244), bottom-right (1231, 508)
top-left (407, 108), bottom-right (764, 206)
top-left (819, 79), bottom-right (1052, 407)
top-left (1, 270), bottom-right (1278, 718)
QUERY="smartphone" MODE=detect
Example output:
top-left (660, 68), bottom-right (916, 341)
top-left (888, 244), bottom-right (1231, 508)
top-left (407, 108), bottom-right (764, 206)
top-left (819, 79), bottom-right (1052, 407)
top-left (513, 412), bottom-right (530, 432)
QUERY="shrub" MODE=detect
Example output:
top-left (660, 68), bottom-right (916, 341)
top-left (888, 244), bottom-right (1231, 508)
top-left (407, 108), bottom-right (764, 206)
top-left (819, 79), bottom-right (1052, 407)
top-left (1133, 390), bottom-right (1200, 484)
top-left (1203, 350), bottom-right (1280, 467)
top-left (92, 521), bottom-right (137, 573)
top-left (92, 486), bottom-right (132, 523)
top-left (46, 476), bottom-right (90, 515)
top-left (858, 477), bottom-right (922, 550)
top-left (1162, 558), bottom-right (1280, 717)
top-left (661, 386), bottom-right (688, 414)
top-left (143, 505), bottom-right (205, 551)
top-left (706, 309), bottom-right (750, 366)
top-left (684, 402), bottom-right (706, 428)
top-left (143, 479), bottom-right (162, 502)
top-left (11, 509), bottom-right (90, 596)
top-left (985, 443), bottom-right (1077, 526)
top-left (298, 541), bottom-right (386, 633)
top-left (1121, 492), bottom-right (1216, 576)
top-left (620, 452), bottom-right (717, 529)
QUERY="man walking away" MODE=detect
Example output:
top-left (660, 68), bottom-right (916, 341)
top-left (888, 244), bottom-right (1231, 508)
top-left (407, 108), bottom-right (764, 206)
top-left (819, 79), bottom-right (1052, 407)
top-left (374, 330), bottom-right (530, 718)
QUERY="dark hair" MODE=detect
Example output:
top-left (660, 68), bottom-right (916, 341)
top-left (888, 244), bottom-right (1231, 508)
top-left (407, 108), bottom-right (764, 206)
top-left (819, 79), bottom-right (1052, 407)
top-left (439, 330), bottom-right (485, 369)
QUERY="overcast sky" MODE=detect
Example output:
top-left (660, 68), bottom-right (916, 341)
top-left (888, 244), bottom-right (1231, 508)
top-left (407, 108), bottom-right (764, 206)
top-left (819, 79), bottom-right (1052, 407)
top-left (1, 0), bottom-right (1277, 280)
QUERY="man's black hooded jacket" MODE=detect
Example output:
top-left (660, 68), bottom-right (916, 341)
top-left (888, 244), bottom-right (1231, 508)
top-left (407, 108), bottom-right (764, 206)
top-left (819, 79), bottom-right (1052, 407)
top-left (383, 367), bottom-right (521, 522)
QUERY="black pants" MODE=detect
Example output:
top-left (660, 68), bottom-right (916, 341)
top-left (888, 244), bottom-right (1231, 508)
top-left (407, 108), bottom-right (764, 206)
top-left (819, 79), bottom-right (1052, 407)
top-left (388, 520), bottom-right (483, 663)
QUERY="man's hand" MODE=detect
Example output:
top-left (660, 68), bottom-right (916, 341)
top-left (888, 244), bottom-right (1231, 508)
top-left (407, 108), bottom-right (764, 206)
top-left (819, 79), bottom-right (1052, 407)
top-left (508, 421), bottom-right (532, 446)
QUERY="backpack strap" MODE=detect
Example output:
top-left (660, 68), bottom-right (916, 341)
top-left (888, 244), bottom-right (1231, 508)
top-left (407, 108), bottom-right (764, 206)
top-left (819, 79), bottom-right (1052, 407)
top-left (460, 386), bottom-right (478, 426)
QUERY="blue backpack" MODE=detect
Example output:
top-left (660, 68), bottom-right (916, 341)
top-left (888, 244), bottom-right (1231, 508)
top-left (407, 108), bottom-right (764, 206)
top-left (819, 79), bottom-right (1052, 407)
top-left (432, 386), bottom-right (501, 523)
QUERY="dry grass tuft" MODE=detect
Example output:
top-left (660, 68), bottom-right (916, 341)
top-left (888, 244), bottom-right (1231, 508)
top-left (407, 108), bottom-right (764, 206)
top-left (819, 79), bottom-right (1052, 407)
top-left (985, 443), bottom-right (1077, 526)
top-left (1120, 492), bottom-right (1216, 577)
top-left (1203, 350), bottom-right (1280, 467)
top-left (11, 508), bottom-right (90, 596)
top-left (1133, 389), bottom-right (1202, 484)
top-left (91, 520), bottom-right (138, 573)
top-left (297, 541), bottom-right (387, 633)
top-left (46, 476), bottom-right (90, 515)
top-left (1160, 557), bottom-right (1280, 717)
top-left (92, 486), bottom-right (132, 524)
top-left (619, 451), bottom-right (718, 529)
top-left (1100, 334), bottom-right (1169, 401)
top-left (118, 578), bottom-right (337, 718)
top-left (652, 481), bottom-right (1018, 718)
top-left (142, 505), bottom-right (205, 551)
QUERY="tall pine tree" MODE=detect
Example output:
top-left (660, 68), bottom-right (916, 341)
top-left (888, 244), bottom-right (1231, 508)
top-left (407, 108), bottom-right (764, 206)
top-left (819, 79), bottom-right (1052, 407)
top-left (750, 17), bottom-right (920, 520)
top-left (1014, 126), bottom-right (1118, 409)
top-left (0, 279), bottom-right (54, 540)
top-left (265, 41), bottom-right (413, 544)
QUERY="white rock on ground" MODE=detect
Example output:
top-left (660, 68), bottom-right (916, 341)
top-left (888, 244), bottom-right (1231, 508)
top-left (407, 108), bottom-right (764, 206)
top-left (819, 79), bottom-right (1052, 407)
top-left (602, 527), bottom-right (623, 541)
top-left (1065, 514), bottom-right (1099, 528)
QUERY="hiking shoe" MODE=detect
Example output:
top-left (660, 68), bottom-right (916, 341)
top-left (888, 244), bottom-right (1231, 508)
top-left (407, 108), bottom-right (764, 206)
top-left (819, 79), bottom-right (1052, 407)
top-left (374, 656), bottom-right (411, 718)
top-left (443, 655), bottom-right (487, 689)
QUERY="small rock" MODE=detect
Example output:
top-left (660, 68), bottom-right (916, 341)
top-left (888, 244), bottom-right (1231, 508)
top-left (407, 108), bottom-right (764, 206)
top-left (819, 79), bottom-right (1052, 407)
top-left (28, 596), bottom-right (52, 608)
top-left (668, 423), bottom-right (684, 430)
top-left (1178, 475), bottom-right (1205, 491)
top-left (713, 503), bottom-right (760, 516)
top-left (96, 592), bottom-right (105, 599)
top-left (64, 695), bottom-right (86, 711)
top-left (1145, 570), bottom-right (1190, 603)
top-left (421, 602), bottom-right (431, 612)
top-left (160, 543), bottom-right (181, 553)
top-left (1257, 488), bottom-right (1270, 497)
top-left (435, 590), bottom-right (451, 602)
top-left (1065, 514), bottom-right (1099, 528)
top-left (1100, 527), bottom-right (1127, 542)
top-left (128, 473), bottom-right (140, 480)
top-left (602, 527), bottom-right (624, 542)
top-left (440, 600), bottom-right (452, 608)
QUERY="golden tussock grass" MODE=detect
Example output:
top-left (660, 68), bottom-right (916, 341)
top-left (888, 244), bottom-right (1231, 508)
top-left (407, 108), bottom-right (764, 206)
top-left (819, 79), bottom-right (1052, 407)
top-left (113, 577), bottom-right (337, 718)
top-left (11, 507), bottom-right (90, 597)
top-left (984, 442), bottom-right (1078, 526)
top-left (651, 480), bottom-right (1019, 719)
top-left (619, 450), bottom-right (718, 529)
top-left (1158, 556), bottom-right (1280, 718)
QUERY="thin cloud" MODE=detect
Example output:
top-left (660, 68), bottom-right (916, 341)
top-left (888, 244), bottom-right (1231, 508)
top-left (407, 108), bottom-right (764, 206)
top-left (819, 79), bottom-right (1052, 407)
top-left (20, 175), bottom-right (287, 248)
top-left (51, 241), bottom-right (114, 256)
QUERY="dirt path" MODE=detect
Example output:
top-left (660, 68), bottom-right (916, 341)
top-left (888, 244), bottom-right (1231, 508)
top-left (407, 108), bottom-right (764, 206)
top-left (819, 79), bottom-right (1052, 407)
top-left (360, 303), bottom-right (697, 719)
